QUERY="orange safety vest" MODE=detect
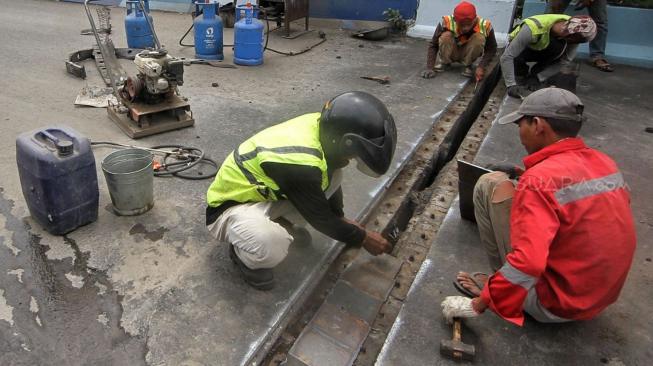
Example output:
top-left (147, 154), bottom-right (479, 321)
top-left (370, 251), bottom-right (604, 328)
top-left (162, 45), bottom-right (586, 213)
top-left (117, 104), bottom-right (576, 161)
top-left (441, 15), bottom-right (492, 45)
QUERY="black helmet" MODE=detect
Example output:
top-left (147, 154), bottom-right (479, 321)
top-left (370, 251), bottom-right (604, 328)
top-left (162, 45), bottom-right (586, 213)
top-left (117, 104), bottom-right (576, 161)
top-left (319, 91), bottom-right (397, 177)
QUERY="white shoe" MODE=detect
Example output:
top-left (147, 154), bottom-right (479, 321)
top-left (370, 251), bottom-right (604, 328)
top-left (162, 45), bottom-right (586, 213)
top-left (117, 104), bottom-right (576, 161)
top-left (434, 63), bottom-right (449, 73)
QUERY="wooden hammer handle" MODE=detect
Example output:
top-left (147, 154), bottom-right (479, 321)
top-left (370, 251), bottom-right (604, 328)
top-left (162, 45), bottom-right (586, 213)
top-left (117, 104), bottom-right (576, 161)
top-left (453, 318), bottom-right (462, 342)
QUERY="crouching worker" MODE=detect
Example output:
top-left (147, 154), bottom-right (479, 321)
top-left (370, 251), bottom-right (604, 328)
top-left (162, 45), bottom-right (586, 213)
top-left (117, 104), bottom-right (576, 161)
top-left (422, 1), bottom-right (497, 80)
top-left (502, 14), bottom-right (596, 99)
top-left (442, 88), bottom-right (636, 325)
top-left (205, 92), bottom-right (397, 290)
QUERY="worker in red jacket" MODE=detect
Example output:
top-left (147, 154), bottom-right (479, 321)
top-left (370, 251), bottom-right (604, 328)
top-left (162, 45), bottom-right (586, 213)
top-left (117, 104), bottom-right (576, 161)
top-left (442, 87), bottom-right (636, 325)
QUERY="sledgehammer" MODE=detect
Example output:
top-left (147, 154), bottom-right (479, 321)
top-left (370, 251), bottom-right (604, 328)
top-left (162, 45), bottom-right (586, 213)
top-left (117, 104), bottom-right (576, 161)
top-left (440, 318), bottom-right (475, 361)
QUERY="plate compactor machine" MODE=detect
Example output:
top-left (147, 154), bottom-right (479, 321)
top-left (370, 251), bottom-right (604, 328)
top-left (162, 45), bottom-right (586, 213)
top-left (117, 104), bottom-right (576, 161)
top-left (109, 48), bottom-right (193, 139)
top-left (81, 0), bottom-right (194, 138)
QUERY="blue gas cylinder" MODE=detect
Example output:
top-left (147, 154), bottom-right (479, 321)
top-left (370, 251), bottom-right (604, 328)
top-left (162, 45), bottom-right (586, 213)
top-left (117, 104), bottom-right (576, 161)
top-left (125, 0), bottom-right (155, 49)
top-left (194, 1), bottom-right (224, 60)
top-left (16, 127), bottom-right (99, 235)
top-left (234, 5), bottom-right (264, 66)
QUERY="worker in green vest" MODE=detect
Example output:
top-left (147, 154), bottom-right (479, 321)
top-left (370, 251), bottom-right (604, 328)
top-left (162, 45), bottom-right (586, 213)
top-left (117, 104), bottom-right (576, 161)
top-left (205, 92), bottom-right (396, 290)
top-left (547, 0), bottom-right (613, 72)
top-left (422, 1), bottom-right (497, 80)
top-left (501, 14), bottom-right (597, 99)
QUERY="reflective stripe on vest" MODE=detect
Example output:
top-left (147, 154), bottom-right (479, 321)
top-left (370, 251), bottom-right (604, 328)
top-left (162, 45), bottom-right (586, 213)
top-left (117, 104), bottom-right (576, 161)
top-left (233, 145), bottom-right (324, 199)
top-left (478, 18), bottom-right (490, 37)
top-left (441, 16), bottom-right (492, 45)
top-left (442, 15), bottom-right (457, 35)
top-left (207, 113), bottom-right (329, 208)
top-left (509, 14), bottom-right (571, 51)
top-left (233, 149), bottom-right (271, 199)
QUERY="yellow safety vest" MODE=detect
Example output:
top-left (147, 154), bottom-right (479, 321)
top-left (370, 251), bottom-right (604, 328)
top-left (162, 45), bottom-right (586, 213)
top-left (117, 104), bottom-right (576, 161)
top-left (206, 113), bottom-right (329, 208)
top-left (441, 15), bottom-right (492, 45)
top-left (509, 14), bottom-right (571, 51)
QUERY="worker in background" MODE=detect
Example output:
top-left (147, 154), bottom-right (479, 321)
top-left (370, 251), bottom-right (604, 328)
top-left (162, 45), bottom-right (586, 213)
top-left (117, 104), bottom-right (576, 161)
top-left (441, 88), bottom-right (636, 325)
top-left (421, 1), bottom-right (497, 81)
top-left (547, 0), bottom-right (614, 72)
top-left (205, 92), bottom-right (396, 290)
top-left (501, 14), bottom-right (596, 99)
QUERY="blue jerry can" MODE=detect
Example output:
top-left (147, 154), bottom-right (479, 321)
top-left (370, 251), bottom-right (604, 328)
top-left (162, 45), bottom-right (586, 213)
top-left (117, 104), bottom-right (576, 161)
top-left (16, 127), bottom-right (99, 235)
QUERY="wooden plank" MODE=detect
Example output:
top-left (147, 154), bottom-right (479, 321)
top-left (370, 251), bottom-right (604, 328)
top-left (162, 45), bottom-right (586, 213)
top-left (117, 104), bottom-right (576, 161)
top-left (107, 95), bottom-right (195, 139)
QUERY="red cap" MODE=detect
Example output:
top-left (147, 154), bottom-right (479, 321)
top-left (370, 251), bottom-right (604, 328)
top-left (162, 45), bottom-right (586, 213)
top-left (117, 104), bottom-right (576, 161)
top-left (454, 1), bottom-right (477, 22)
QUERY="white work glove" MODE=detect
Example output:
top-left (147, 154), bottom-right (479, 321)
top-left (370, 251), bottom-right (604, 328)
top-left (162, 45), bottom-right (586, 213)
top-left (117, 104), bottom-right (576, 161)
top-left (441, 296), bottom-right (479, 324)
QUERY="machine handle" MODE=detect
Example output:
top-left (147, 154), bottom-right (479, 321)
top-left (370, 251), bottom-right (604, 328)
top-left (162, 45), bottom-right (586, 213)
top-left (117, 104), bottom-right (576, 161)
top-left (136, 0), bottom-right (161, 49)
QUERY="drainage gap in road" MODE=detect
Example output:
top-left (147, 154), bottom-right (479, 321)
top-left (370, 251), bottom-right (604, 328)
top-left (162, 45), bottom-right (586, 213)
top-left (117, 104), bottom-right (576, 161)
top-left (356, 80), bottom-right (507, 366)
top-left (262, 59), bottom-right (504, 366)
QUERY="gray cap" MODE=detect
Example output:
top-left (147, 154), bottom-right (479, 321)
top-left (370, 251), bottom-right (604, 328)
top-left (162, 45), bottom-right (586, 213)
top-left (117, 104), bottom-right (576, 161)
top-left (498, 87), bottom-right (585, 125)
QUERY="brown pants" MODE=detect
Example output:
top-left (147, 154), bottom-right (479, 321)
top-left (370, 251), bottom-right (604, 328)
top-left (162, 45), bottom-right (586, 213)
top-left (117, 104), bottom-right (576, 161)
top-left (473, 171), bottom-right (513, 272)
top-left (438, 31), bottom-right (485, 66)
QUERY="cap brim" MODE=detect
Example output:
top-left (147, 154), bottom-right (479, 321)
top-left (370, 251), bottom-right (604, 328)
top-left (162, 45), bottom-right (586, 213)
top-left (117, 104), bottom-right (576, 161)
top-left (497, 110), bottom-right (524, 125)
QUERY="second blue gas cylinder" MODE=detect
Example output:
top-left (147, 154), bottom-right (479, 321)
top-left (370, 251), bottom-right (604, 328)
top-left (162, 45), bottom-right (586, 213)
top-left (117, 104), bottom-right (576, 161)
top-left (233, 4), bottom-right (264, 66)
top-left (194, 1), bottom-right (224, 60)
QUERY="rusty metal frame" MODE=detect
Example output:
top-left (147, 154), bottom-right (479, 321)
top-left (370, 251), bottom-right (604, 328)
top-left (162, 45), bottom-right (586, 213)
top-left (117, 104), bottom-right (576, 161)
top-left (82, 2), bottom-right (127, 94)
top-left (65, 46), bottom-right (141, 82)
top-left (269, 0), bottom-right (309, 38)
top-left (284, 0), bottom-right (309, 38)
top-left (284, 0), bottom-right (309, 37)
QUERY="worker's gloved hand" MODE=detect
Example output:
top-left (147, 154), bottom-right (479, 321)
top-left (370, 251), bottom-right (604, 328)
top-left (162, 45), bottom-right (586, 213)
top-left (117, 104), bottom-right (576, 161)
top-left (421, 69), bottom-right (437, 79)
top-left (526, 77), bottom-right (544, 92)
top-left (507, 85), bottom-right (530, 99)
top-left (486, 163), bottom-right (524, 180)
top-left (441, 296), bottom-right (479, 324)
top-left (362, 230), bottom-right (392, 256)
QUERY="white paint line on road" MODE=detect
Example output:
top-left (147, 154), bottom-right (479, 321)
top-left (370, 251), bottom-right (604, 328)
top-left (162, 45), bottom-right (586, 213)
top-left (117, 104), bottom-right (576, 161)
top-left (7, 269), bottom-right (24, 283)
top-left (0, 216), bottom-right (21, 256)
top-left (0, 289), bottom-right (15, 326)
top-left (65, 273), bottom-right (85, 289)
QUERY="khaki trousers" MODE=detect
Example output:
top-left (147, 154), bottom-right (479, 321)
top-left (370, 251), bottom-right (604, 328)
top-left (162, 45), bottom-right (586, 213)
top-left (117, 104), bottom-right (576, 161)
top-left (473, 171), bottom-right (513, 273)
top-left (473, 171), bottom-right (571, 323)
top-left (438, 31), bottom-right (486, 66)
top-left (208, 170), bottom-right (343, 270)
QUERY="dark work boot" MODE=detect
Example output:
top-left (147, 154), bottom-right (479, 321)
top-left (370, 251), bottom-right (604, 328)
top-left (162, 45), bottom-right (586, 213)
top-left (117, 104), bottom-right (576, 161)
top-left (229, 245), bottom-right (275, 291)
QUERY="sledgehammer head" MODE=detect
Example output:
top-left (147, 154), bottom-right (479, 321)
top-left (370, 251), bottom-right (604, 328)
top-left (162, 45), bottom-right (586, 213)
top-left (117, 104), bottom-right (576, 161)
top-left (440, 318), bottom-right (475, 361)
top-left (440, 339), bottom-right (475, 361)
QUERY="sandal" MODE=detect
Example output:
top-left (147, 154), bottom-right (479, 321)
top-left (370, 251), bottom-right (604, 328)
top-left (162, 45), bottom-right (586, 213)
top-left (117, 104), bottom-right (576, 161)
top-left (453, 272), bottom-right (488, 298)
top-left (592, 58), bottom-right (614, 72)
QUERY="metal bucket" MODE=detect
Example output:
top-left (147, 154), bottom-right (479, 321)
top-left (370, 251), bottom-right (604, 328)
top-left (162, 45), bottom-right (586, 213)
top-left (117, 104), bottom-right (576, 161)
top-left (101, 148), bottom-right (154, 216)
